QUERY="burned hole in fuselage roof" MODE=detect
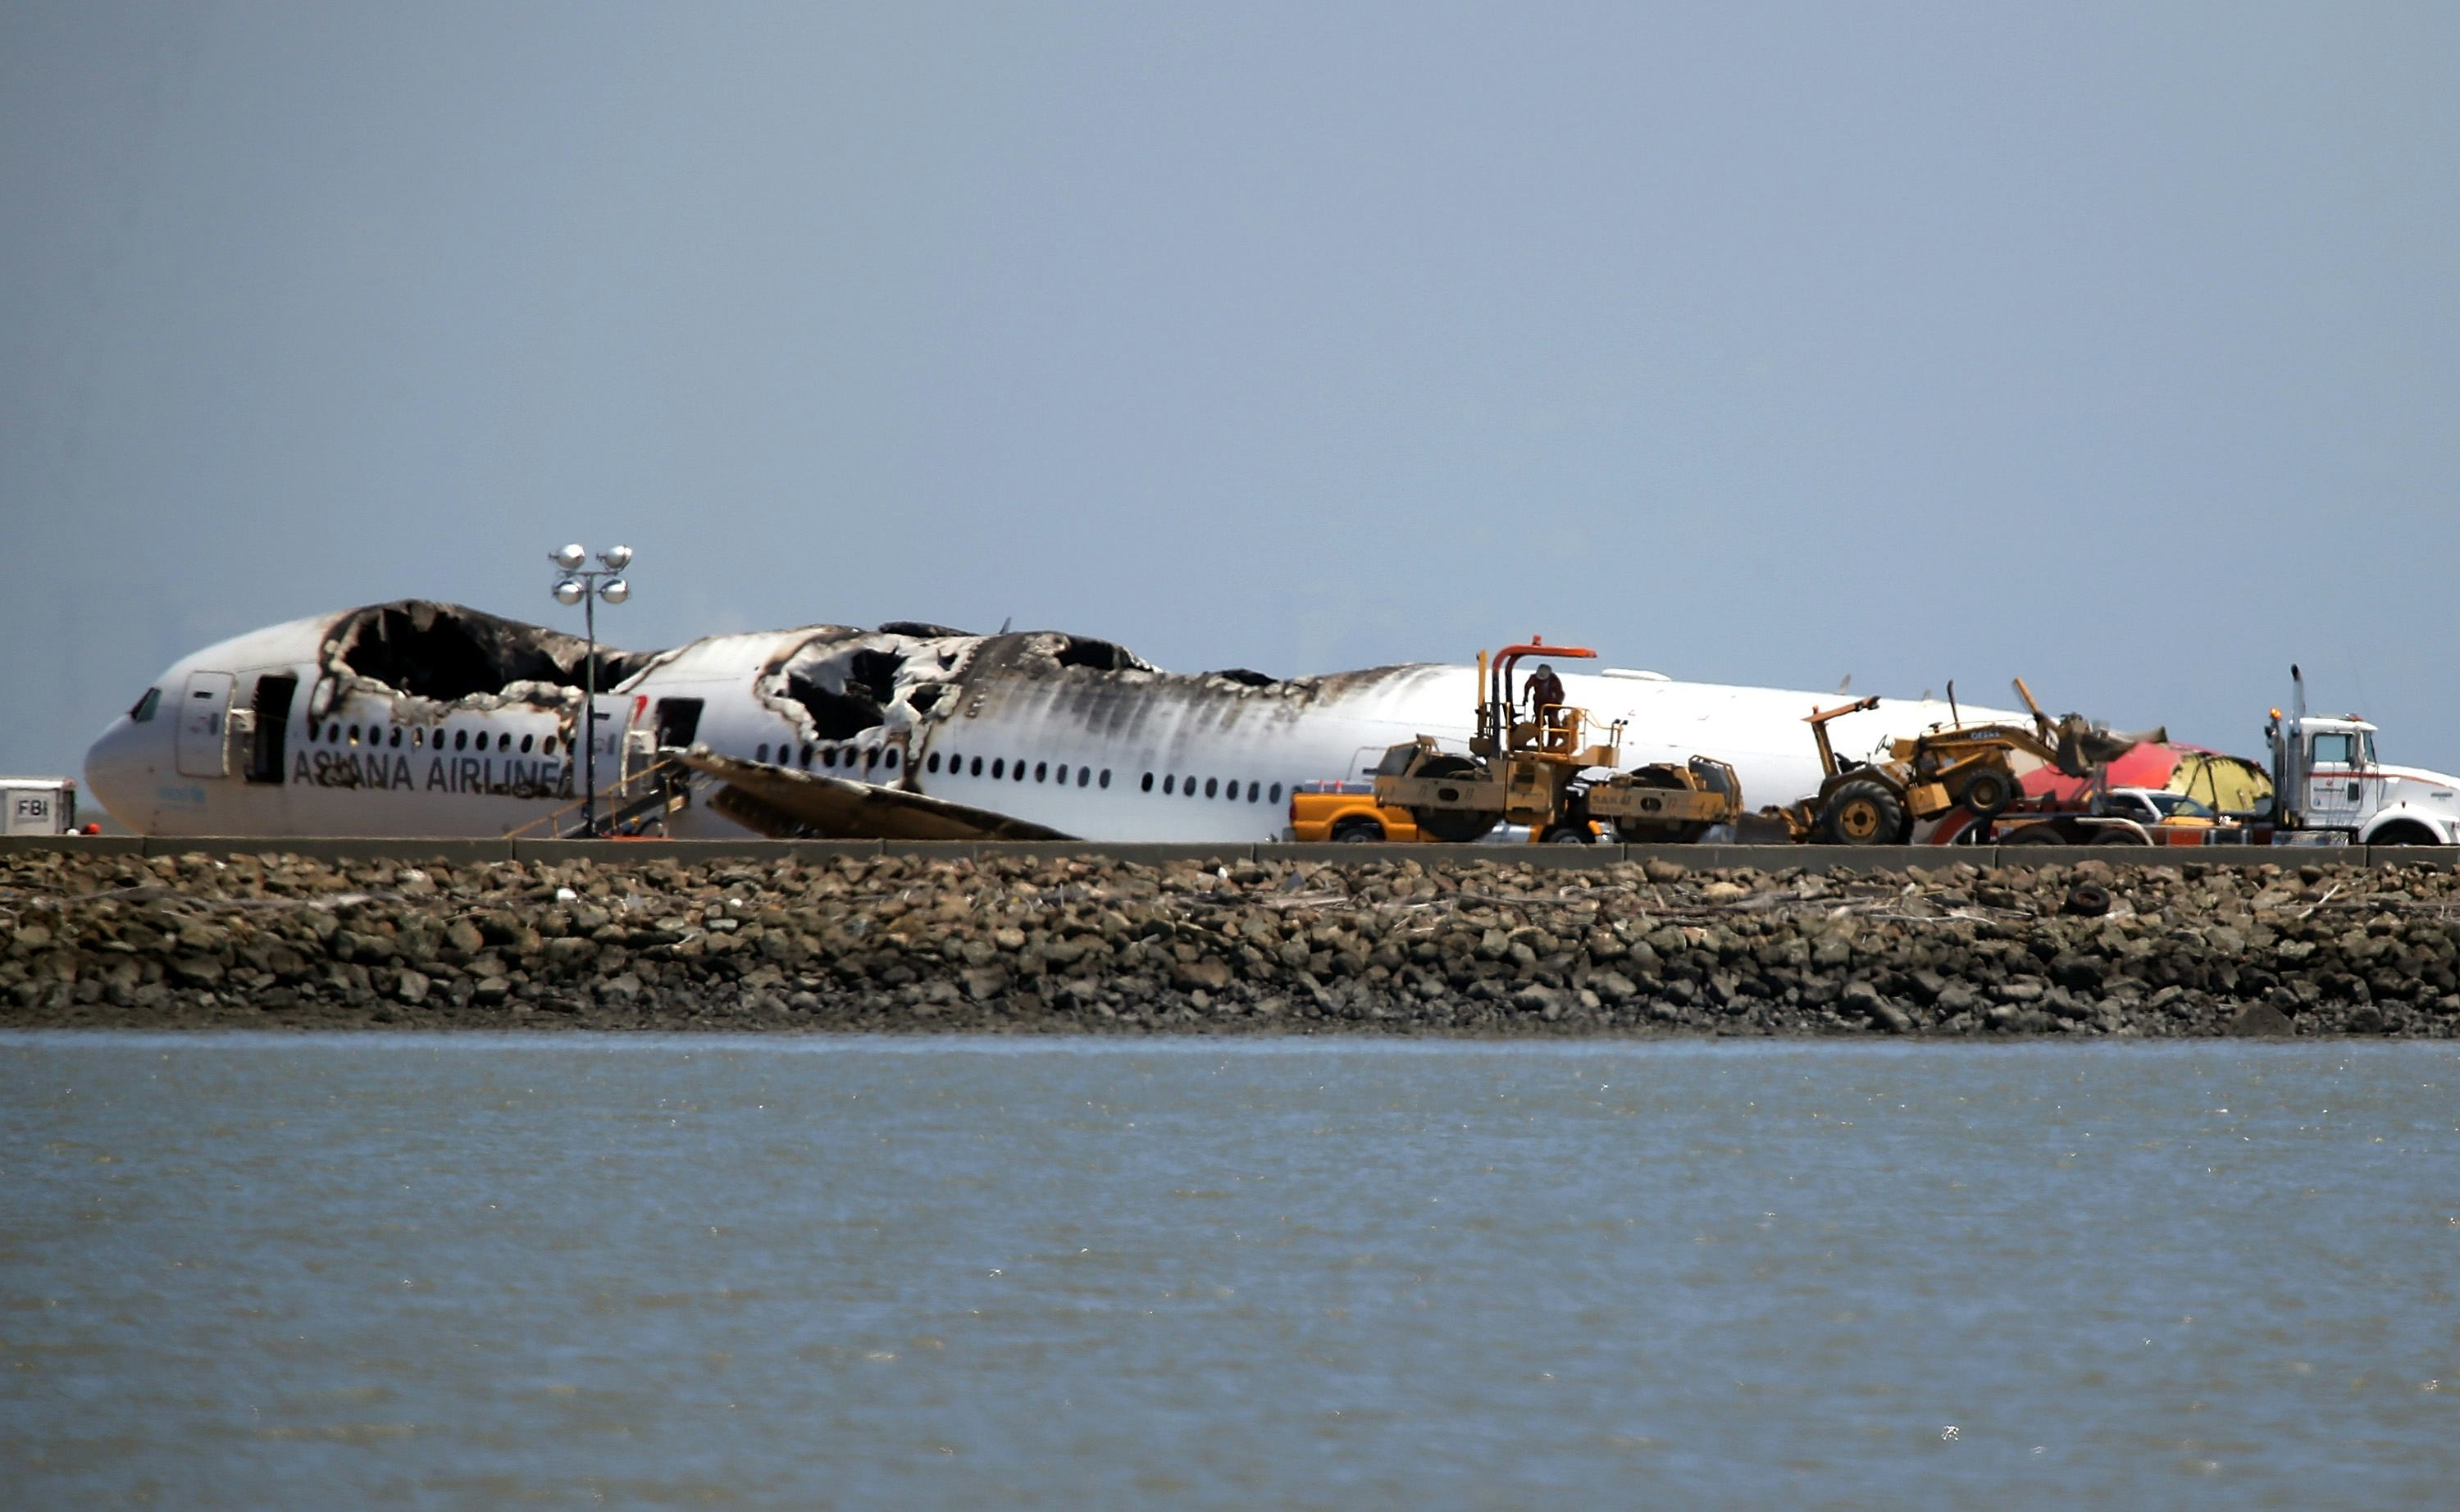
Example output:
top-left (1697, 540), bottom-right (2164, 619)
top-left (1051, 637), bottom-right (1135, 672)
top-left (332, 602), bottom-right (649, 702)
top-left (783, 647), bottom-right (907, 740)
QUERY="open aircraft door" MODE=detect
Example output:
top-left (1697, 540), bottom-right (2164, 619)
top-left (176, 672), bottom-right (236, 778)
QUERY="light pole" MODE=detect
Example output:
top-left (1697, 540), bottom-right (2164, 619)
top-left (550, 542), bottom-right (634, 836)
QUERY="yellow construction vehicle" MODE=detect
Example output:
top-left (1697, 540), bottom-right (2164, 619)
top-left (1781, 678), bottom-right (2150, 845)
top-left (1373, 638), bottom-right (1741, 844)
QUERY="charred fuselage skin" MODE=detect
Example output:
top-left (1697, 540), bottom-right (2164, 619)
top-left (84, 601), bottom-right (2000, 839)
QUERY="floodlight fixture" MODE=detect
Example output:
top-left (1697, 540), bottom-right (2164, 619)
top-left (547, 539), bottom-right (641, 838)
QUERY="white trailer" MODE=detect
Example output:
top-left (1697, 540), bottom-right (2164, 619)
top-left (1, 779), bottom-right (80, 836)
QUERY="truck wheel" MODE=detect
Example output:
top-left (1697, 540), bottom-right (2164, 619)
top-left (2370, 822), bottom-right (2436, 846)
top-left (1819, 779), bottom-right (1906, 845)
top-left (2000, 824), bottom-right (2065, 845)
top-left (1958, 770), bottom-right (2015, 817)
top-left (1330, 817), bottom-right (1384, 843)
top-left (1542, 824), bottom-right (1596, 845)
top-left (1408, 755), bottom-right (1500, 844)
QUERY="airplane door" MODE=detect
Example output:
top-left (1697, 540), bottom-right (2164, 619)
top-left (176, 672), bottom-right (236, 778)
top-left (654, 698), bottom-right (704, 749)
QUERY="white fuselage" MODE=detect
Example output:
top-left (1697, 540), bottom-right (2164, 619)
top-left (84, 606), bottom-right (2014, 840)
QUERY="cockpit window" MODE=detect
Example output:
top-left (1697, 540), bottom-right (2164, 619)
top-left (129, 687), bottom-right (162, 723)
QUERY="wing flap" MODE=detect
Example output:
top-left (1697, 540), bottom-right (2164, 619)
top-left (675, 748), bottom-right (1073, 841)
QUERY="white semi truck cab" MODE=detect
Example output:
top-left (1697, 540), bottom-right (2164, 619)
top-left (2266, 667), bottom-right (2460, 845)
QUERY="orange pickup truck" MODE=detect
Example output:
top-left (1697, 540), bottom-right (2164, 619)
top-left (1286, 780), bottom-right (1421, 843)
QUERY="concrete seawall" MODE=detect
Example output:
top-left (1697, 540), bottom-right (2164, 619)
top-left (5, 842), bottom-right (2456, 1036)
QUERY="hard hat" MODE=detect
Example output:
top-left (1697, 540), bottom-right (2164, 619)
top-left (1537, 663), bottom-right (1553, 675)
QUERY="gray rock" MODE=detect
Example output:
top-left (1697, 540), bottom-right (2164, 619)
top-left (1508, 985), bottom-right (1567, 1020)
top-left (1590, 969), bottom-right (1638, 1004)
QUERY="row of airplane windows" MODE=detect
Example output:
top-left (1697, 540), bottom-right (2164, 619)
top-left (313, 722), bottom-right (554, 755)
top-left (750, 738), bottom-right (1286, 806)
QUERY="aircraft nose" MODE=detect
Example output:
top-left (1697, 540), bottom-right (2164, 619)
top-left (82, 715), bottom-right (153, 831)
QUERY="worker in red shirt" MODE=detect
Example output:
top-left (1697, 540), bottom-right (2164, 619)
top-left (1524, 663), bottom-right (1567, 729)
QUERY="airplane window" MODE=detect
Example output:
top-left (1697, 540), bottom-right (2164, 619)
top-left (757, 744), bottom-right (770, 762)
top-left (1077, 766), bottom-right (1090, 787)
top-left (1035, 762), bottom-right (1048, 782)
top-left (819, 748), bottom-right (834, 767)
top-left (885, 749), bottom-right (900, 770)
top-left (1269, 782), bottom-right (1282, 804)
top-left (1163, 775), bottom-right (1175, 795)
top-left (1247, 781), bottom-right (1260, 803)
top-left (992, 758), bottom-right (1004, 779)
top-left (972, 756), bottom-right (984, 776)
top-left (347, 725), bottom-right (360, 745)
top-left (1013, 758), bottom-right (1025, 781)
top-left (1205, 777), bottom-right (1218, 799)
top-left (129, 688), bottom-right (162, 723)
top-left (927, 752), bottom-right (941, 773)
top-left (519, 734), bottom-right (534, 754)
top-left (800, 745), bottom-right (814, 767)
top-left (1183, 775), bottom-right (1196, 798)
top-left (455, 730), bottom-right (468, 751)
top-left (542, 736), bottom-right (556, 754)
top-left (1100, 769), bottom-right (1112, 789)
top-left (382, 726), bottom-right (395, 747)
top-left (867, 748), bottom-right (882, 770)
top-left (493, 732), bottom-right (506, 751)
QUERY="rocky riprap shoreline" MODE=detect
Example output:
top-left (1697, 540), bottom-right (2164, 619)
top-left (3, 849), bottom-right (2456, 1036)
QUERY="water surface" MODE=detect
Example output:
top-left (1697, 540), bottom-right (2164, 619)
top-left (2, 1036), bottom-right (2453, 1508)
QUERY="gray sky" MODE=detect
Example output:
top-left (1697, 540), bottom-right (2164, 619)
top-left (6, 2), bottom-right (2456, 782)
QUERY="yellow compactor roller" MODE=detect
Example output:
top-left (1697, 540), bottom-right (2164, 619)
top-left (1372, 638), bottom-right (1741, 844)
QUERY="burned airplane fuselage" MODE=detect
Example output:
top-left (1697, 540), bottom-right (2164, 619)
top-left (82, 602), bottom-right (1465, 838)
top-left (83, 599), bottom-right (2004, 840)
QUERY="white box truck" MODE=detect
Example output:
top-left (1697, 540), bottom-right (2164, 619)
top-left (2, 779), bottom-right (80, 836)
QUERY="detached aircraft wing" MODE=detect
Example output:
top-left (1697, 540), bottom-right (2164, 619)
top-left (674, 747), bottom-right (1073, 842)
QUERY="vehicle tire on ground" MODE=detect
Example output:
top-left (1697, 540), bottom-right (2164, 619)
top-left (1818, 778), bottom-right (1907, 845)
top-left (1542, 823), bottom-right (1596, 844)
top-left (2369, 822), bottom-right (2437, 846)
top-left (1615, 766), bottom-right (1714, 844)
top-left (2090, 825), bottom-right (2151, 845)
top-left (1999, 823), bottom-right (2066, 845)
top-left (1330, 816), bottom-right (1384, 843)
top-left (1406, 755), bottom-right (1501, 844)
